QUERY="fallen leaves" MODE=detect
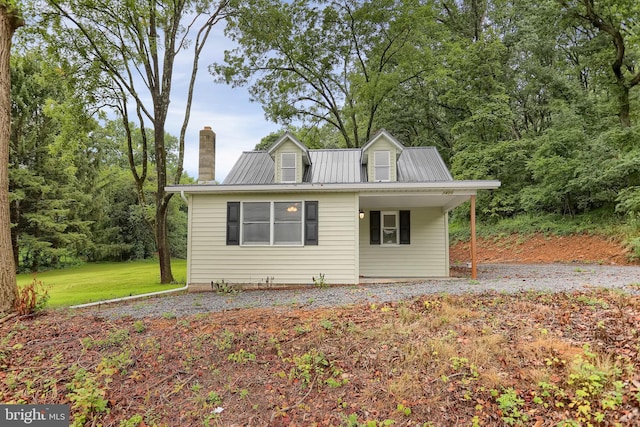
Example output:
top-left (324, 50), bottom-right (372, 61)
top-left (0, 290), bottom-right (639, 425)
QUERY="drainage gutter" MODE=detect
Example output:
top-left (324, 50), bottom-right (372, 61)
top-left (70, 284), bottom-right (188, 309)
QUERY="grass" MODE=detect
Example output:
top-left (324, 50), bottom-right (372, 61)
top-left (16, 259), bottom-right (186, 307)
top-left (449, 209), bottom-right (633, 243)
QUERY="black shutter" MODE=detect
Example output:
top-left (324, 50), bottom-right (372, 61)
top-left (370, 210), bottom-right (381, 245)
top-left (226, 202), bottom-right (240, 245)
top-left (304, 201), bottom-right (318, 245)
top-left (399, 210), bottom-right (410, 244)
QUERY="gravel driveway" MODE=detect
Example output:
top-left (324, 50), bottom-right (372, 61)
top-left (88, 263), bottom-right (640, 319)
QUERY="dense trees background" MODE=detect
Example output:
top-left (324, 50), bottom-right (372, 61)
top-left (4, 0), bottom-right (640, 275)
top-left (218, 0), bottom-right (640, 222)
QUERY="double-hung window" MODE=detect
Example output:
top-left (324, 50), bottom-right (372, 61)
top-left (281, 153), bottom-right (297, 183)
top-left (239, 201), bottom-right (304, 246)
top-left (242, 202), bottom-right (271, 244)
top-left (369, 210), bottom-right (410, 245)
top-left (381, 211), bottom-right (398, 245)
top-left (373, 151), bottom-right (390, 181)
top-left (274, 202), bottom-right (302, 244)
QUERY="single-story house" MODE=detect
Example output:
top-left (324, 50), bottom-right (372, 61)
top-left (166, 128), bottom-right (500, 289)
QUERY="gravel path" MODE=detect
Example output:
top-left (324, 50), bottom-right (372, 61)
top-left (87, 263), bottom-right (640, 319)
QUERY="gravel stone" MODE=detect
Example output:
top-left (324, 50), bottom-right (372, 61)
top-left (87, 263), bottom-right (640, 319)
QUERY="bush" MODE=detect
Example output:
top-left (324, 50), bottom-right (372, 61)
top-left (15, 276), bottom-right (50, 316)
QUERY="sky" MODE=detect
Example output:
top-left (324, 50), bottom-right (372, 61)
top-left (161, 22), bottom-right (280, 183)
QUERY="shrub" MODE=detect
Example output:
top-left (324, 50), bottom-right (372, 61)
top-left (15, 276), bottom-right (49, 316)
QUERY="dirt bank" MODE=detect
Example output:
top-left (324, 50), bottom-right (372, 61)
top-left (450, 233), bottom-right (637, 265)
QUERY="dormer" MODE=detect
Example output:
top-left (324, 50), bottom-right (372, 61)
top-left (267, 132), bottom-right (311, 184)
top-left (361, 129), bottom-right (404, 182)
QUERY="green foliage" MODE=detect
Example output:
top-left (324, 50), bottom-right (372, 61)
top-left (118, 415), bottom-right (144, 427)
top-left (16, 259), bottom-right (186, 307)
top-left (66, 368), bottom-right (109, 427)
top-left (227, 349), bottom-right (256, 364)
top-left (81, 329), bottom-right (129, 351)
top-left (214, 280), bottom-right (241, 295)
top-left (285, 348), bottom-right (346, 389)
top-left (312, 273), bottom-right (328, 288)
top-left (493, 387), bottom-right (528, 425)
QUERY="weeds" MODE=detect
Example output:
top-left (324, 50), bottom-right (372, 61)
top-left (493, 387), bottom-right (528, 425)
top-left (312, 273), bottom-right (328, 288)
top-left (227, 349), bottom-right (256, 364)
top-left (214, 280), bottom-right (241, 295)
top-left (81, 328), bottom-right (129, 350)
top-left (15, 276), bottom-right (49, 316)
top-left (66, 367), bottom-right (109, 427)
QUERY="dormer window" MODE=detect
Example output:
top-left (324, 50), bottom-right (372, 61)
top-left (374, 151), bottom-right (390, 181)
top-left (281, 153), bottom-right (296, 183)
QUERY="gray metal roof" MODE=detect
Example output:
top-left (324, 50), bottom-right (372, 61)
top-left (397, 147), bottom-right (453, 182)
top-left (223, 151), bottom-right (274, 185)
top-left (305, 150), bottom-right (366, 183)
top-left (223, 146), bottom-right (452, 185)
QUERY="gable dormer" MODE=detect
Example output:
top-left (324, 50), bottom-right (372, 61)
top-left (267, 132), bottom-right (311, 184)
top-left (361, 129), bottom-right (404, 182)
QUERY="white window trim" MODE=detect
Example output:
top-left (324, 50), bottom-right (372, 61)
top-left (240, 201), bottom-right (304, 246)
top-left (380, 211), bottom-right (399, 245)
top-left (281, 152), bottom-right (297, 183)
top-left (374, 151), bottom-right (391, 182)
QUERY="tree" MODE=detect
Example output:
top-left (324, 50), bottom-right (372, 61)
top-left (214, 0), bottom-right (431, 148)
top-left (9, 51), bottom-right (98, 272)
top-left (42, 0), bottom-right (228, 283)
top-left (0, 1), bottom-right (23, 315)
top-left (560, 0), bottom-right (640, 127)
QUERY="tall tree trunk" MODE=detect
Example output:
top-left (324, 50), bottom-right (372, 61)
top-left (154, 124), bottom-right (174, 284)
top-left (576, 0), bottom-right (640, 127)
top-left (618, 84), bottom-right (631, 128)
top-left (0, 4), bottom-right (22, 315)
top-left (156, 196), bottom-right (173, 284)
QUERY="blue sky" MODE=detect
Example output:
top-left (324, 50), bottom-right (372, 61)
top-left (163, 24), bottom-right (280, 183)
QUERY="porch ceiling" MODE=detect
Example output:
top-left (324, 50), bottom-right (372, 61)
top-left (358, 193), bottom-right (471, 211)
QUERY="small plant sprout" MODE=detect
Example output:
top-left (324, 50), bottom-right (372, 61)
top-left (312, 273), bottom-right (328, 288)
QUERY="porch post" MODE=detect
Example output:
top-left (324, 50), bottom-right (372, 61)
top-left (470, 195), bottom-right (477, 279)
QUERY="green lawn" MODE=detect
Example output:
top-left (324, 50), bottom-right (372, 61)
top-left (17, 259), bottom-right (187, 307)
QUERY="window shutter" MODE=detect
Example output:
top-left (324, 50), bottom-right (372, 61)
top-left (399, 210), bottom-right (410, 244)
top-left (226, 202), bottom-right (240, 245)
top-left (370, 210), bottom-right (381, 245)
top-left (304, 201), bottom-right (318, 245)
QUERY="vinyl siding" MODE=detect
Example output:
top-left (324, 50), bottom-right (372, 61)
top-left (359, 207), bottom-right (449, 277)
top-left (188, 192), bottom-right (359, 286)
top-left (273, 140), bottom-right (304, 183)
top-left (364, 136), bottom-right (399, 182)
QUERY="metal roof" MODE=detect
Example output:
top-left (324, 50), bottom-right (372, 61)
top-left (223, 151), bottom-right (274, 185)
top-left (305, 150), bottom-right (366, 183)
top-left (397, 147), bottom-right (453, 182)
top-left (223, 146), bottom-right (452, 185)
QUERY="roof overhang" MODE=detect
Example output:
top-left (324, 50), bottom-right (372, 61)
top-left (167, 180), bottom-right (501, 212)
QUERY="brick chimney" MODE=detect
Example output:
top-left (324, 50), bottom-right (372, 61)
top-left (198, 126), bottom-right (215, 183)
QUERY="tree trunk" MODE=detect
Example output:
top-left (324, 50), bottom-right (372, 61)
top-left (0, 5), bottom-right (21, 315)
top-left (154, 123), bottom-right (174, 284)
top-left (618, 84), bottom-right (631, 128)
top-left (156, 196), bottom-right (174, 284)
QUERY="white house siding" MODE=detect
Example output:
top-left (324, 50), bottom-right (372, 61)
top-left (364, 136), bottom-right (400, 182)
top-left (272, 140), bottom-right (305, 183)
top-left (359, 207), bottom-right (449, 277)
top-left (188, 192), bottom-right (359, 286)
